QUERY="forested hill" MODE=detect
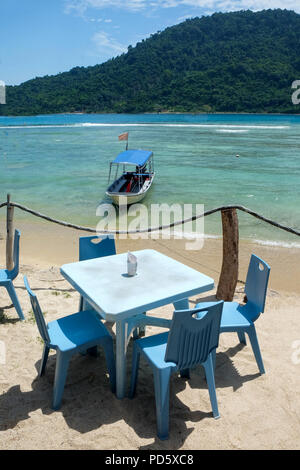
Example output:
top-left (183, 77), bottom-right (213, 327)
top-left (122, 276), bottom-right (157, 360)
top-left (2, 9), bottom-right (300, 116)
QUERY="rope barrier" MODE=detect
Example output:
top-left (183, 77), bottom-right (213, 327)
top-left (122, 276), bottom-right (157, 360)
top-left (0, 200), bottom-right (299, 237)
top-left (9, 202), bottom-right (95, 233)
top-left (231, 205), bottom-right (300, 237)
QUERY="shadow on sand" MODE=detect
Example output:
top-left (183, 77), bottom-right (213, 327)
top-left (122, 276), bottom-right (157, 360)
top-left (0, 333), bottom-right (260, 449)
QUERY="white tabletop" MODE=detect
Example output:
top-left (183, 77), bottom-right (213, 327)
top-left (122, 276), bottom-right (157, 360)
top-left (61, 249), bottom-right (214, 321)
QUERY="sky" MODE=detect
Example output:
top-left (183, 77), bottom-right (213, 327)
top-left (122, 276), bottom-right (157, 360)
top-left (1, 0), bottom-right (300, 85)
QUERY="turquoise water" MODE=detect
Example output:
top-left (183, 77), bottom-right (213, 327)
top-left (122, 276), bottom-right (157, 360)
top-left (0, 113), bottom-right (299, 245)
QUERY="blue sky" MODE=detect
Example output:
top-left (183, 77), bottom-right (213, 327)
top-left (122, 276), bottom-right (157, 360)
top-left (1, 0), bottom-right (299, 85)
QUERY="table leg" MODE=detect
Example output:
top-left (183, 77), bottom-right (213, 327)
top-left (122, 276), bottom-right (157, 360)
top-left (116, 319), bottom-right (128, 399)
top-left (138, 312), bottom-right (147, 337)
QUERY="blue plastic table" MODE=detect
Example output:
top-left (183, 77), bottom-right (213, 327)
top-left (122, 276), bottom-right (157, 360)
top-left (60, 249), bottom-right (214, 398)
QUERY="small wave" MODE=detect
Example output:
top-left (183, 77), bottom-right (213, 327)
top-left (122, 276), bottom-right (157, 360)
top-left (253, 239), bottom-right (300, 249)
top-left (158, 124), bottom-right (290, 129)
top-left (202, 234), bottom-right (221, 239)
top-left (0, 123), bottom-right (291, 130)
top-left (174, 231), bottom-right (221, 240)
top-left (150, 230), bottom-right (221, 240)
top-left (168, 232), bottom-right (300, 247)
top-left (0, 125), bottom-right (74, 129)
top-left (217, 129), bottom-right (249, 133)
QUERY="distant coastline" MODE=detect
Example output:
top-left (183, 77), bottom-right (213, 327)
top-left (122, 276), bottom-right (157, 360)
top-left (1, 111), bottom-right (300, 118)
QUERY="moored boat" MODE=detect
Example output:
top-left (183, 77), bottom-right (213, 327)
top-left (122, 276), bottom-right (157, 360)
top-left (106, 149), bottom-right (155, 206)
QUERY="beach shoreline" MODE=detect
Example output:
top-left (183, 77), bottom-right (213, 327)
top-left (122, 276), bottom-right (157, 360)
top-left (1, 217), bottom-right (299, 294)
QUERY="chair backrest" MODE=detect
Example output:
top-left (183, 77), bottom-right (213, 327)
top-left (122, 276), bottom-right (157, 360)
top-left (9, 229), bottom-right (20, 279)
top-left (24, 276), bottom-right (50, 345)
top-left (165, 301), bottom-right (224, 370)
top-left (244, 254), bottom-right (270, 314)
top-left (79, 235), bottom-right (116, 261)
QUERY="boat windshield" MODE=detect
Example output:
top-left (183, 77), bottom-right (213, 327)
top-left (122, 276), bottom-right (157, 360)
top-left (108, 150), bottom-right (154, 191)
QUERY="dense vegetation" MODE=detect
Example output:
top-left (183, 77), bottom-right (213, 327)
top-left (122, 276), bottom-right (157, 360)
top-left (1, 9), bottom-right (300, 115)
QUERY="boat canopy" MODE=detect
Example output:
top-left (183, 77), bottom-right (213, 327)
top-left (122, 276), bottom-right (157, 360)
top-left (112, 149), bottom-right (153, 167)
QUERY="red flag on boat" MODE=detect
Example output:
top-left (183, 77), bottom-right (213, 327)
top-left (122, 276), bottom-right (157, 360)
top-left (118, 132), bottom-right (129, 141)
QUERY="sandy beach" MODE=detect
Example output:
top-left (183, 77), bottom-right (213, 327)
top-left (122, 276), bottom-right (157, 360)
top-left (1, 220), bottom-right (300, 449)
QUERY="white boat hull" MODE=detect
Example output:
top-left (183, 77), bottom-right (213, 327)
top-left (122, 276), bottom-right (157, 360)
top-left (106, 174), bottom-right (155, 206)
top-left (107, 192), bottom-right (147, 206)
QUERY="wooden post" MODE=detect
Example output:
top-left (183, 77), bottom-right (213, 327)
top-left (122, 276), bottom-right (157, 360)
top-left (6, 193), bottom-right (14, 271)
top-left (216, 208), bottom-right (239, 301)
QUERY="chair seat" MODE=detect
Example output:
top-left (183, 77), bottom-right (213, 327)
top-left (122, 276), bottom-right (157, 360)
top-left (48, 309), bottom-right (111, 352)
top-left (136, 332), bottom-right (177, 370)
top-left (195, 301), bottom-right (252, 329)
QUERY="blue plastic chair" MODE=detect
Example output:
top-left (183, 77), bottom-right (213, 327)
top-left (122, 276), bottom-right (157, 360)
top-left (79, 235), bottom-right (116, 262)
top-left (196, 254), bottom-right (270, 374)
top-left (0, 229), bottom-right (24, 320)
top-left (24, 275), bottom-right (116, 410)
top-left (78, 235), bottom-right (116, 311)
top-left (129, 301), bottom-right (224, 440)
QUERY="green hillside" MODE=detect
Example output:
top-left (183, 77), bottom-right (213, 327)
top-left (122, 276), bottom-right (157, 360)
top-left (2, 9), bottom-right (300, 115)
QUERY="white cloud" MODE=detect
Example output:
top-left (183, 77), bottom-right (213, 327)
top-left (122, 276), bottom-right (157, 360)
top-left (92, 31), bottom-right (127, 54)
top-left (64, 0), bottom-right (147, 14)
top-left (64, 0), bottom-right (300, 14)
top-left (179, 1), bottom-right (300, 13)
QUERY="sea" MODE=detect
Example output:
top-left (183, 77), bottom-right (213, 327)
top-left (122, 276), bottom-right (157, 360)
top-left (0, 113), bottom-right (299, 247)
